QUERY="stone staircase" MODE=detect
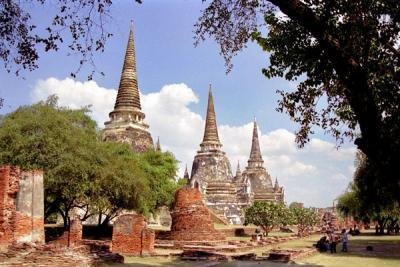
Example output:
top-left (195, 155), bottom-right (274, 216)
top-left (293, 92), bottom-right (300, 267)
top-left (207, 207), bottom-right (229, 225)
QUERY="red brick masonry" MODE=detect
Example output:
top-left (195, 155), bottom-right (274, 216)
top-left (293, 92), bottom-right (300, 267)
top-left (0, 166), bottom-right (19, 248)
top-left (170, 186), bottom-right (226, 242)
top-left (111, 214), bottom-right (155, 256)
top-left (0, 166), bottom-right (44, 249)
top-left (53, 219), bottom-right (83, 247)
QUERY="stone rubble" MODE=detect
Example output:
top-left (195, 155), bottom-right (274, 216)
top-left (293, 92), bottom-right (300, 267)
top-left (0, 241), bottom-right (123, 266)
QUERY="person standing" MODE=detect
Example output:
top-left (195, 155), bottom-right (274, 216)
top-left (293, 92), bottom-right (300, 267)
top-left (329, 231), bottom-right (337, 253)
top-left (341, 229), bottom-right (348, 252)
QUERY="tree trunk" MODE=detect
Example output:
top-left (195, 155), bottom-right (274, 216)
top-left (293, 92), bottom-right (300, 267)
top-left (101, 215), bottom-right (111, 227)
top-left (380, 225), bottom-right (385, 235)
top-left (97, 212), bottom-right (102, 227)
top-left (58, 209), bottom-right (69, 230)
top-left (378, 219), bottom-right (385, 235)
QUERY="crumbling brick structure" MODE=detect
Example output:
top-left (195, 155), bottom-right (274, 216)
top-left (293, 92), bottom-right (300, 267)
top-left (170, 186), bottom-right (226, 243)
top-left (319, 210), bottom-right (340, 231)
top-left (111, 214), bottom-right (155, 255)
top-left (0, 165), bottom-right (44, 248)
top-left (53, 219), bottom-right (83, 247)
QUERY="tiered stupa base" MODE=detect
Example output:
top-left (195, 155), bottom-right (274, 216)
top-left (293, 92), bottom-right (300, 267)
top-left (191, 149), bottom-right (244, 224)
top-left (170, 187), bottom-right (225, 247)
top-left (103, 126), bottom-right (153, 153)
top-left (205, 181), bottom-right (243, 224)
top-left (252, 190), bottom-right (278, 202)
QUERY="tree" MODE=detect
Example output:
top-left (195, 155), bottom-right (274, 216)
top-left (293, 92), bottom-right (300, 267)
top-left (289, 206), bottom-right (319, 237)
top-left (0, 96), bottom-right (99, 227)
top-left (337, 151), bottom-right (400, 234)
top-left (0, 0), bottom-right (142, 78)
top-left (87, 141), bottom-right (150, 227)
top-left (288, 202), bottom-right (304, 209)
top-left (244, 201), bottom-right (288, 235)
top-left (136, 150), bottom-right (180, 212)
top-left (195, 0), bottom-right (400, 204)
top-left (338, 187), bottom-right (400, 235)
top-left (336, 186), bottom-right (366, 223)
top-left (0, 97), bottom-right (180, 228)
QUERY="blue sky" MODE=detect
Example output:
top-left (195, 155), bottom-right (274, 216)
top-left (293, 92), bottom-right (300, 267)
top-left (1, 0), bottom-right (294, 131)
top-left (0, 0), bottom-right (356, 207)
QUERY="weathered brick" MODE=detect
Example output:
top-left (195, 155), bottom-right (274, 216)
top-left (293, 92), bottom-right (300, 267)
top-left (0, 165), bottom-right (44, 248)
top-left (53, 219), bottom-right (82, 247)
top-left (111, 214), bottom-right (154, 256)
top-left (319, 209), bottom-right (340, 231)
top-left (170, 187), bottom-right (226, 243)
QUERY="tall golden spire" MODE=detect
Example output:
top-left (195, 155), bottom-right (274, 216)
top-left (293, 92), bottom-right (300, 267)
top-left (200, 84), bottom-right (222, 150)
top-left (114, 21), bottom-right (141, 111)
top-left (248, 118), bottom-right (264, 167)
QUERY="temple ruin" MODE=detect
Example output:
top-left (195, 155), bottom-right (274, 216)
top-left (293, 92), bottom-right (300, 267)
top-left (100, 22), bottom-right (286, 225)
top-left (190, 87), bottom-right (243, 223)
top-left (237, 119), bottom-right (285, 203)
top-left (170, 186), bottom-right (226, 246)
top-left (189, 87), bottom-right (285, 224)
top-left (0, 165), bottom-right (44, 248)
top-left (111, 214), bottom-right (155, 255)
top-left (103, 23), bottom-right (154, 152)
top-left (53, 219), bottom-right (83, 247)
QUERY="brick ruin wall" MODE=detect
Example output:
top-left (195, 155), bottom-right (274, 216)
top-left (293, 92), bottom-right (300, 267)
top-left (111, 214), bottom-right (155, 256)
top-left (0, 165), bottom-right (44, 249)
top-left (170, 186), bottom-right (226, 242)
top-left (319, 210), bottom-right (340, 231)
top-left (52, 219), bottom-right (82, 247)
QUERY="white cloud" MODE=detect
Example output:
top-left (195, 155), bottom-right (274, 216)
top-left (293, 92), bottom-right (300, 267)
top-left (308, 138), bottom-right (334, 153)
top-left (142, 83), bottom-right (203, 169)
top-left (31, 77), bottom-right (356, 208)
top-left (31, 78), bottom-right (116, 125)
top-left (262, 129), bottom-right (297, 154)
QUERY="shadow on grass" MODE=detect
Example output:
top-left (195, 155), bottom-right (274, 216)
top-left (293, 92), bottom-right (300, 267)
top-left (350, 233), bottom-right (399, 253)
top-left (304, 233), bottom-right (400, 266)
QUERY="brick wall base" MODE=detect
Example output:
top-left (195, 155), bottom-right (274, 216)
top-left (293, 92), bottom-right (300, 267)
top-left (111, 214), bottom-right (154, 256)
top-left (52, 219), bottom-right (82, 247)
